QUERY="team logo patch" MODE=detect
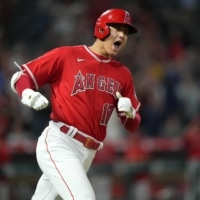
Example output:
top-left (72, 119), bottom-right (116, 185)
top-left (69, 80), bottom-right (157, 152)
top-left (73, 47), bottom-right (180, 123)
top-left (124, 11), bottom-right (131, 24)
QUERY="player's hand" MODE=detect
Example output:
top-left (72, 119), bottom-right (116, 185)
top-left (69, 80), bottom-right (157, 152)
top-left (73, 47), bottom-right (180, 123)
top-left (21, 88), bottom-right (49, 111)
top-left (116, 92), bottom-right (136, 119)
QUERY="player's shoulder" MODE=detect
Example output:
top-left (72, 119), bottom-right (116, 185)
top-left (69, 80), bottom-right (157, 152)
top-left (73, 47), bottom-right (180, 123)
top-left (47, 45), bottom-right (85, 62)
top-left (57, 45), bottom-right (84, 52)
top-left (111, 59), bottom-right (132, 74)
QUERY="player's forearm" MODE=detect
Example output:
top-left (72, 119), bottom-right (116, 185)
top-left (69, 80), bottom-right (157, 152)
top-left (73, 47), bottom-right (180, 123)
top-left (15, 74), bottom-right (34, 96)
top-left (10, 70), bottom-right (35, 96)
top-left (11, 72), bottom-right (49, 111)
top-left (125, 113), bottom-right (141, 132)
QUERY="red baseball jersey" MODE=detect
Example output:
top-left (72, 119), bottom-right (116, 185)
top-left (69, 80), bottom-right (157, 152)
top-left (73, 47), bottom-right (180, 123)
top-left (21, 45), bottom-right (140, 141)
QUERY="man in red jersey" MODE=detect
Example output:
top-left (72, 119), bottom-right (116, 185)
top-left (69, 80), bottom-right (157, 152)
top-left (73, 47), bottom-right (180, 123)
top-left (10, 8), bottom-right (141, 200)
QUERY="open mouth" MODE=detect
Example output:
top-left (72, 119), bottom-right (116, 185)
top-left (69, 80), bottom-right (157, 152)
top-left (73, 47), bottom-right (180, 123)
top-left (114, 41), bottom-right (122, 49)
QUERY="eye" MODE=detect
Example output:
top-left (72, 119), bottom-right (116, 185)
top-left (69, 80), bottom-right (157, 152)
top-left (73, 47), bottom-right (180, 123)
top-left (124, 29), bottom-right (129, 35)
top-left (118, 27), bottom-right (129, 35)
top-left (110, 25), bottom-right (129, 35)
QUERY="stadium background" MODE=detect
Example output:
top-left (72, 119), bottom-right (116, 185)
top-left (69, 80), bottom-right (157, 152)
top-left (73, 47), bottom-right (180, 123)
top-left (0, 0), bottom-right (200, 199)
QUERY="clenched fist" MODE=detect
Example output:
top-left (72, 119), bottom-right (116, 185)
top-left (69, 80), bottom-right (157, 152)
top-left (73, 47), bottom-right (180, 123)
top-left (21, 88), bottom-right (49, 111)
top-left (116, 92), bottom-right (136, 119)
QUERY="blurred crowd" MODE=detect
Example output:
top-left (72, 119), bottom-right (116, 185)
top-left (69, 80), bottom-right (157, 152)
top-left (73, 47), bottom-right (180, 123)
top-left (0, 0), bottom-right (200, 199)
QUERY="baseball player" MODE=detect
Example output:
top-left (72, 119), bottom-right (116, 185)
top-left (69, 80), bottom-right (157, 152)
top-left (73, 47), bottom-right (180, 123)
top-left (10, 8), bottom-right (141, 200)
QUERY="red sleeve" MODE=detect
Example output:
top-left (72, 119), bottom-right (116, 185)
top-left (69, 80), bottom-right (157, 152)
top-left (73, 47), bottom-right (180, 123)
top-left (15, 74), bottom-right (34, 96)
top-left (21, 47), bottom-right (63, 89)
top-left (116, 68), bottom-right (141, 132)
top-left (124, 113), bottom-right (141, 132)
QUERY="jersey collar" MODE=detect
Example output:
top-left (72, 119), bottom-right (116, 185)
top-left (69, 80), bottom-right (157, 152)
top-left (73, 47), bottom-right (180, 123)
top-left (84, 45), bottom-right (111, 63)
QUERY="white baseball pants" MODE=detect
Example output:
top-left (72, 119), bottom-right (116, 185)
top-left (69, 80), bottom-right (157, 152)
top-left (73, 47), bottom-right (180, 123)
top-left (31, 121), bottom-right (98, 200)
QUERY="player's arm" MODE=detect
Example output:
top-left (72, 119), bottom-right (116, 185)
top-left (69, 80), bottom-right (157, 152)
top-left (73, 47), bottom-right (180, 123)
top-left (10, 70), bottom-right (49, 111)
top-left (10, 48), bottom-right (65, 110)
top-left (124, 112), bottom-right (141, 132)
top-left (116, 91), bottom-right (141, 132)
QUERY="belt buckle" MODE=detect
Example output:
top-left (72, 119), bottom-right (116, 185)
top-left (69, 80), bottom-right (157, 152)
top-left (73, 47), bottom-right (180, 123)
top-left (84, 137), bottom-right (94, 149)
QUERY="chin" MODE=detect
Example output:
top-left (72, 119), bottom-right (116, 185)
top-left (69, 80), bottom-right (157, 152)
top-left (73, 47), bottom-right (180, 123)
top-left (111, 51), bottom-right (119, 57)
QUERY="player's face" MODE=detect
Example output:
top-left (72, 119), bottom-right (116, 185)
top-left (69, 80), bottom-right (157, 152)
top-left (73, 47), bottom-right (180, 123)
top-left (103, 24), bottom-right (129, 57)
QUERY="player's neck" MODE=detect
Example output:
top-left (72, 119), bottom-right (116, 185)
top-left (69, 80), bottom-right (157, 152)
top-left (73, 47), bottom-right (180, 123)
top-left (89, 40), bottom-right (111, 58)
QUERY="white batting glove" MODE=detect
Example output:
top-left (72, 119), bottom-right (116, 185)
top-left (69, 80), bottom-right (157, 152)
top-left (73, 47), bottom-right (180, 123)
top-left (116, 92), bottom-right (136, 119)
top-left (21, 88), bottom-right (49, 111)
